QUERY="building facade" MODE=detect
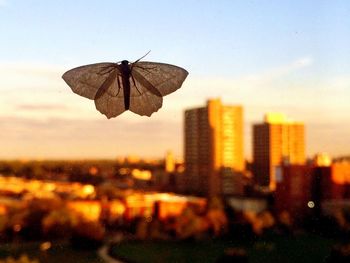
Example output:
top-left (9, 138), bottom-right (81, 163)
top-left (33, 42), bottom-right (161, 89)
top-left (275, 161), bottom-right (350, 219)
top-left (275, 164), bottom-right (314, 219)
top-left (184, 98), bottom-right (244, 197)
top-left (253, 113), bottom-right (305, 190)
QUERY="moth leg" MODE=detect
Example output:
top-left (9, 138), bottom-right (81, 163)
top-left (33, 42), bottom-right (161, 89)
top-left (131, 74), bottom-right (142, 95)
top-left (94, 70), bottom-right (118, 100)
top-left (99, 68), bottom-right (115, 75)
top-left (115, 75), bottom-right (122, 97)
top-left (133, 64), bottom-right (157, 75)
top-left (134, 65), bottom-right (157, 71)
top-left (97, 66), bottom-right (116, 76)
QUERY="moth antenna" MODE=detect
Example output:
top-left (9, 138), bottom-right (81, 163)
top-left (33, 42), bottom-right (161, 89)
top-left (133, 50), bottom-right (151, 64)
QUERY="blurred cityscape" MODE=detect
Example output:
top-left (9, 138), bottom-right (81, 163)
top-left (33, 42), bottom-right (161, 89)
top-left (0, 98), bottom-right (350, 262)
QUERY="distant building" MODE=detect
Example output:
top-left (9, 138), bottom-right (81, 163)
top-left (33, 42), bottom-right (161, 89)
top-left (184, 98), bottom-right (244, 197)
top-left (317, 161), bottom-right (350, 200)
top-left (316, 161), bottom-right (350, 216)
top-left (313, 152), bottom-right (332, 167)
top-left (165, 151), bottom-right (175, 173)
top-left (253, 113), bottom-right (305, 190)
top-left (221, 169), bottom-right (246, 196)
top-left (275, 161), bottom-right (350, 219)
top-left (330, 161), bottom-right (350, 187)
top-left (275, 164), bottom-right (314, 219)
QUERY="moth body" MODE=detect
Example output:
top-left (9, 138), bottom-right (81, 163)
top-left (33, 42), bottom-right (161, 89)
top-left (119, 60), bottom-right (132, 110)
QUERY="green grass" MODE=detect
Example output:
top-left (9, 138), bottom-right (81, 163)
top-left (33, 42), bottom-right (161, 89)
top-left (0, 241), bottom-right (104, 263)
top-left (248, 234), bottom-right (335, 263)
top-left (110, 234), bottom-right (336, 263)
top-left (0, 234), bottom-right (336, 263)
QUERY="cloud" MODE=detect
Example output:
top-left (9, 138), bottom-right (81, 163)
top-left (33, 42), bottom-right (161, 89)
top-left (0, 116), bottom-right (182, 159)
top-left (306, 122), bottom-right (350, 158)
top-left (0, 58), bottom-right (348, 159)
top-left (0, 61), bottom-right (189, 123)
top-left (0, 61), bottom-right (99, 120)
top-left (165, 56), bottom-right (316, 116)
top-left (241, 56), bottom-right (313, 83)
top-left (187, 56), bottom-right (313, 91)
top-left (0, 61), bottom-right (64, 73)
top-left (0, 56), bottom-right (315, 121)
top-left (177, 56), bottom-right (350, 120)
top-left (290, 57), bottom-right (313, 69)
top-left (0, 62), bottom-right (65, 92)
top-left (16, 104), bottom-right (69, 111)
top-left (1, 113), bottom-right (348, 160)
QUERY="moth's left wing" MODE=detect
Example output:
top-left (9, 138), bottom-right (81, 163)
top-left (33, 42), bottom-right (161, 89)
top-left (62, 62), bottom-right (117, 100)
top-left (94, 92), bottom-right (126, 119)
top-left (131, 62), bottom-right (188, 96)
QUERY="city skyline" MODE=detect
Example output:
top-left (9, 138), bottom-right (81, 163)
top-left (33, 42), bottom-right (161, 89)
top-left (0, 1), bottom-right (349, 159)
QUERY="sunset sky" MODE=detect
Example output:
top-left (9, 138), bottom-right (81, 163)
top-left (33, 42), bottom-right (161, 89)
top-left (0, 0), bottom-right (349, 160)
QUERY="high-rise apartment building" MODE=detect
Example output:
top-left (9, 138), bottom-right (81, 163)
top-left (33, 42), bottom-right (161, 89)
top-left (253, 113), bottom-right (305, 190)
top-left (184, 99), bottom-right (244, 197)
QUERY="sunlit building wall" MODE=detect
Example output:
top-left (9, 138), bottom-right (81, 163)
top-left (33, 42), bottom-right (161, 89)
top-left (165, 151), bottom-right (175, 173)
top-left (331, 161), bottom-right (350, 185)
top-left (253, 113), bottom-right (305, 190)
top-left (67, 200), bottom-right (101, 221)
top-left (123, 193), bottom-right (206, 220)
top-left (184, 98), bottom-right (244, 197)
top-left (313, 152), bottom-right (332, 167)
top-left (319, 161), bottom-right (350, 200)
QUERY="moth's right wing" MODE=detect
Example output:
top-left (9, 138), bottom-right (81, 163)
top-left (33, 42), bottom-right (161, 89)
top-left (128, 76), bottom-right (163, 117)
top-left (132, 62), bottom-right (188, 96)
top-left (127, 61), bottom-right (188, 117)
top-left (62, 62), bottom-right (118, 100)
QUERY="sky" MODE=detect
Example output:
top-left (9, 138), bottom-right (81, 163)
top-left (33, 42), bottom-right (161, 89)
top-left (0, 0), bottom-right (349, 160)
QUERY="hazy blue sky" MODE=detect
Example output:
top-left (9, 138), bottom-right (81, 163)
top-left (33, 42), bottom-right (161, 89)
top-left (0, 0), bottom-right (349, 159)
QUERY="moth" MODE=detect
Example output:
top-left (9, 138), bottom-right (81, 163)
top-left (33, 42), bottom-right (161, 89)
top-left (62, 54), bottom-right (188, 118)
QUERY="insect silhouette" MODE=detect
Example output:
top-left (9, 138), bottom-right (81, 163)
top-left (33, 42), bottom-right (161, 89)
top-left (62, 53), bottom-right (188, 118)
